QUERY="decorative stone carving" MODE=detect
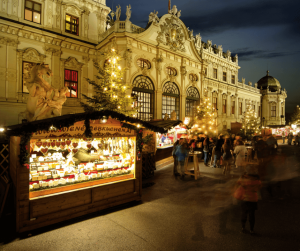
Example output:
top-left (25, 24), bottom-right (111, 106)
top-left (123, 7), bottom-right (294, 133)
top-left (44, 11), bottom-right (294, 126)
top-left (123, 48), bottom-right (133, 68)
top-left (0, 36), bottom-right (19, 46)
top-left (44, 46), bottom-right (62, 56)
top-left (207, 40), bottom-right (212, 48)
top-left (195, 33), bottom-right (201, 48)
top-left (164, 113), bottom-right (170, 120)
top-left (19, 48), bottom-right (46, 62)
top-left (63, 57), bottom-right (84, 69)
top-left (180, 66), bottom-right (187, 76)
top-left (171, 110), bottom-right (177, 120)
top-left (226, 50), bottom-right (231, 58)
top-left (242, 78), bottom-right (245, 84)
top-left (248, 81), bottom-right (252, 86)
top-left (187, 28), bottom-right (193, 39)
top-left (116, 5), bottom-right (121, 21)
top-left (168, 5), bottom-right (181, 18)
top-left (153, 53), bottom-right (164, 74)
top-left (82, 56), bottom-right (90, 64)
top-left (157, 15), bottom-right (185, 52)
top-left (126, 5), bottom-right (131, 21)
top-left (149, 10), bottom-right (159, 23)
top-left (24, 63), bottom-right (68, 121)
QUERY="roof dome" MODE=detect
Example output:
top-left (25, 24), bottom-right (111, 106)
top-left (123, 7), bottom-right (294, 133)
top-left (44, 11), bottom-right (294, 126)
top-left (257, 71), bottom-right (281, 92)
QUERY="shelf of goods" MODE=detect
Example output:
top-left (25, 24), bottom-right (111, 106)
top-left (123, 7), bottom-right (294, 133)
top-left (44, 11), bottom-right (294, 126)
top-left (9, 119), bottom-right (142, 233)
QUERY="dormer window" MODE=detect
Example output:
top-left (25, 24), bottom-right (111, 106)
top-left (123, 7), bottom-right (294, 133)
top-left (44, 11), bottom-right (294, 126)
top-left (166, 67), bottom-right (177, 76)
top-left (66, 14), bottom-right (79, 35)
top-left (137, 59), bottom-right (151, 69)
top-left (24, 0), bottom-right (41, 24)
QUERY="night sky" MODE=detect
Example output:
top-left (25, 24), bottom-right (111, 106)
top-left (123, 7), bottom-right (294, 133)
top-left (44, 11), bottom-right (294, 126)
top-left (107, 0), bottom-right (300, 112)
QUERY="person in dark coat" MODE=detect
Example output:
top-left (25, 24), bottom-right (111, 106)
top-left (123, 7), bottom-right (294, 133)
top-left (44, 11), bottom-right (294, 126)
top-left (203, 135), bottom-right (210, 166)
top-left (213, 135), bottom-right (224, 168)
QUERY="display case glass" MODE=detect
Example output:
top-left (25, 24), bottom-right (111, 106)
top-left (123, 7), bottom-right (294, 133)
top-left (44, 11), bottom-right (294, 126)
top-left (29, 136), bottom-right (136, 198)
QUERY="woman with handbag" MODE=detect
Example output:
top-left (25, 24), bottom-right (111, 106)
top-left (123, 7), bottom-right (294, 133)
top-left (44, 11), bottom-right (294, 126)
top-left (235, 168), bottom-right (262, 234)
top-left (221, 138), bottom-right (233, 175)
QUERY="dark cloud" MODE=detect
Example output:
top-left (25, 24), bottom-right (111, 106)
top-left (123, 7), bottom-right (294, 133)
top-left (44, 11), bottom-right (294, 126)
top-left (232, 48), bottom-right (299, 61)
top-left (180, 0), bottom-right (300, 37)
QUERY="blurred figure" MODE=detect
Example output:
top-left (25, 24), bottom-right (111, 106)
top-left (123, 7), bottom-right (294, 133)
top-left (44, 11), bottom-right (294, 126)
top-left (222, 138), bottom-right (233, 175)
top-left (234, 140), bottom-right (247, 174)
top-left (237, 167), bottom-right (262, 234)
top-left (256, 137), bottom-right (268, 164)
top-left (213, 134), bottom-right (224, 168)
top-left (288, 132), bottom-right (293, 145)
top-left (282, 131), bottom-right (285, 144)
top-left (203, 135), bottom-right (210, 166)
top-left (174, 138), bottom-right (189, 179)
top-left (266, 134), bottom-right (278, 155)
top-left (294, 134), bottom-right (299, 146)
top-left (172, 139), bottom-right (180, 176)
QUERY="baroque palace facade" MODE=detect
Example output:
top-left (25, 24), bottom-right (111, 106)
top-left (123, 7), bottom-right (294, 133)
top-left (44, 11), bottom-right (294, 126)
top-left (0, 0), bottom-right (287, 131)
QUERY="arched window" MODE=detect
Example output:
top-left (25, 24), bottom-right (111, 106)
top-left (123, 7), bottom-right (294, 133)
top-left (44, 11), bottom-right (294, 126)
top-left (132, 75), bottom-right (154, 121)
top-left (162, 82), bottom-right (180, 119)
top-left (165, 67), bottom-right (177, 76)
top-left (186, 87), bottom-right (200, 117)
top-left (137, 59), bottom-right (151, 69)
top-left (189, 73), bottom-right (198, 81)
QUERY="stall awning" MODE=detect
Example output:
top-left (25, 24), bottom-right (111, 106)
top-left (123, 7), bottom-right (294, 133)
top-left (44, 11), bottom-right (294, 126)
top-left (147, 120), bottom-right (182, 131)
top-left (4, 110), bottom-right (179, 136)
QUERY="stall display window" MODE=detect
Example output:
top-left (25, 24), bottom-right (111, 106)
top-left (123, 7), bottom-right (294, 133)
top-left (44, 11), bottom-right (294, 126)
top-left (29, 137), bottom-right (136, 197)
top-left (162, 81), bottom-right (179, 119)
top-left (24, 0), bottom-right (41, 24)
top-left (65, 69), bottom-right (78, 98)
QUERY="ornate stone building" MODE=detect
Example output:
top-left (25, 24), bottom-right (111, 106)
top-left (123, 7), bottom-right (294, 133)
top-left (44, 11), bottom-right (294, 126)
top-left (0, 1), bottom-right (287, 131)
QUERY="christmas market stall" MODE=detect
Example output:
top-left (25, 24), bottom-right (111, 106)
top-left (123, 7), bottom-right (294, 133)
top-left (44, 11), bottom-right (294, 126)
top-left (5, 111), bottom-right (167, 233)
top-left (147, 120), bottom-right (184, 168)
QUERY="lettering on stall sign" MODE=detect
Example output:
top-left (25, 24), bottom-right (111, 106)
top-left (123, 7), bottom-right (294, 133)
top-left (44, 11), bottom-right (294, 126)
top-left (33, 125), bottom-right (132, 137)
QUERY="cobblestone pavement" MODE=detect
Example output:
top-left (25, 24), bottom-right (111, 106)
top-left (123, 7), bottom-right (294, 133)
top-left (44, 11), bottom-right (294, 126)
top-left (1, 145), bottom-right (300, 251)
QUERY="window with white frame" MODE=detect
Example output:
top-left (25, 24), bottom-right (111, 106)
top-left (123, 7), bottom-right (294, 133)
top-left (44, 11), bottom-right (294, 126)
top-left (186, 87), bottom-right (200, 117)
top-left (65, 14), bottom-right (79, 35)
top-left (162, 82), bottom-right (180, 119)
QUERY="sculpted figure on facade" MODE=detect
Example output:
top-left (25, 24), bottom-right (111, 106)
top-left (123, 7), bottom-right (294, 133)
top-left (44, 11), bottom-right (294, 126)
top-left (226, 50), bottom-right (231, 58)
top-left (115, 5), bottom-right (121, 21)
top-left (123, 48), bottom-right (132, 68)
top-left (149, 10), bottom-right (159, 23)
top-left (126, 5), bottom-right (131, 21)
top-left (24, 63), bottom-right (68, 121)
top-left (195, 33), bottom-right (201, 48)
top-left (171, 110), bottom-right (177, 120)
top-left (242, 78), bottom-right (245, 84)
top-left (153, 53), bottom-right (164, 74)
top-left (207, 40), bottom-right (212, 48)
top-left (156, 15), bottom-right (186, 52)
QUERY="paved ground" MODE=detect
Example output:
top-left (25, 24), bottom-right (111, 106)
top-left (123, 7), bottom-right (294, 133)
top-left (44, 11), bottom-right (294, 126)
top-left (1, 144), bottom-right (300, 251)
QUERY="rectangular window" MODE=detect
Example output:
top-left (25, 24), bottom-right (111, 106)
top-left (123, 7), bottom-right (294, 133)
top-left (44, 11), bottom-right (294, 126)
top-left (271, 105), bottom-right (276, 117)
top-left (204, 68), bottom-right (207, 76)
top-left (231, 75), bottom-right (235, 84)
top-left (65, 14), bottom-right (79, 35)
top-left (253, 105), bottom-right (255, 112)
top-left (231, 101), bottom-right (235, 114)
top-left (213, 68), bottom-right (217, 79)
top-left (24, 0), bottom-right (41, 24)
top-left (222, 99), bottom-right (227, 113)
top-left (133, 91), bottom-right (154, 121)
top-left (213, 97), bottom-right (217, 111)
top-left (223, 72), bottom-right (227, 82)
top-left (258, 106), bottom-right (261, 117)
top-left (22, 61), bottom-right (35, 93)
top-left (239, 102), bottom-right (242, 115)
top-left (64, 69), bottom-right (78, 98)
top-left (162, 95), bottom-right (179, 120)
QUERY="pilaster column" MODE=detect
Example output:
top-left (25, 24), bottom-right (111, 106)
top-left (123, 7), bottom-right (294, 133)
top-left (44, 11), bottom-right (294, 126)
top-left (156, 89), bottom-right (162, 119)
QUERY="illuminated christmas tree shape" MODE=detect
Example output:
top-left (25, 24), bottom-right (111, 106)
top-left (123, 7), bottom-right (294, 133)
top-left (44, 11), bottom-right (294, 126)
top-left (242, 103), bottom-right (260, 136)
top-left (81, 48), bottom-right (139, 117)
top-left (190, 97), bottom-right (217, 137)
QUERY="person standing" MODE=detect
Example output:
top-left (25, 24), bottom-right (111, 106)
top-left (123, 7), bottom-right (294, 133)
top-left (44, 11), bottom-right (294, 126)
top-left (172, 139), bottom-right (180, 176)
top-left (174, 138), bottom-right (189, 179)
top-left (282, 131), bottom-right (285, 144)
top-left (234, 140), bottom-right (247, 174)
top-left (213, 135), bottom-right (224, 168)
top-left (237, 168), bottom-right (262, 234)
top-left (221, 138), bottom-right (233, 175)
top-left (288, 132), bottom-right (293, 145)
top-left (203, 135), bottom-right (210, 166)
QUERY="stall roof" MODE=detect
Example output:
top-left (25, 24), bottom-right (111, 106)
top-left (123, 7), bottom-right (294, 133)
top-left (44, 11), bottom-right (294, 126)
top-left (4, 110), bottom-right (176, 136)
top-left (266, 125), bottom-right (287, 128)
top-left (147, 120), bottom-right (182, 131)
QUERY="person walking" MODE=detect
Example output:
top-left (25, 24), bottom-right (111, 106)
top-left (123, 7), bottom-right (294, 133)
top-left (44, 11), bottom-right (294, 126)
top-left (221, 138), bottom-right (233, 175)
top-left (203, 135), bottom-right (210, 166)
top-left (282, 131), bottom-right (285, 144)
top-left (234, 140), bottom-right (247, 174)
top-left (172, 139), bottom-right (180, 176)
top-left (288, 132), bottom-right (293, 145)
top-left (174, 138), bottom-right (189, 179)
top-left (213, 134), bottom-right (224, 168)
top-left (236, 168), bottom-right (262, 234)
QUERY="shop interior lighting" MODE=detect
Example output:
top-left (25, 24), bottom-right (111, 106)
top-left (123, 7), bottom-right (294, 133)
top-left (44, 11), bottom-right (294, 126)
top-left (0, 128), bottom-right (5, 132)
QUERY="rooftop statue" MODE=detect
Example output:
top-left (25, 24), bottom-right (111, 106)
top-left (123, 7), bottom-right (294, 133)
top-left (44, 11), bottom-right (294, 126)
top-left (24, 63), bottom-right (68, 121)
top-left (115, 5), bottom-right (121, 21)
top-left (149, 10), bottom-right (159, 23)
top-left (126, 5), bottom-right (131, 21)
